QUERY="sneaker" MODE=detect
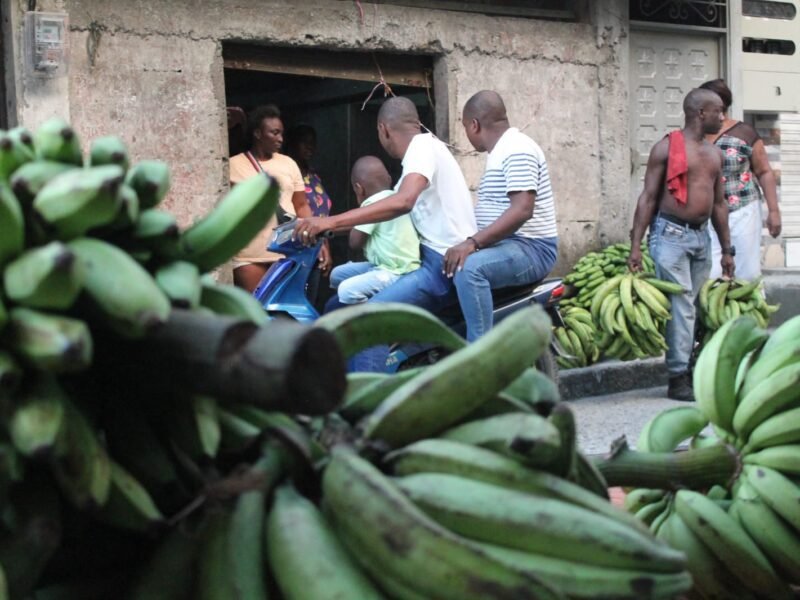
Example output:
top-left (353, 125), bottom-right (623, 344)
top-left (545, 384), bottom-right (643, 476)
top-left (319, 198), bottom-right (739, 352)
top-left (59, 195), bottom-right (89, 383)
top-left (667, 372), bottom-right (694, 402)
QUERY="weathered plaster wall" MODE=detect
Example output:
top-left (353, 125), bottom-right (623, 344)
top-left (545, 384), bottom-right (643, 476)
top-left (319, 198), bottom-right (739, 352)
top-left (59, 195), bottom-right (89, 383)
top-left (6, 0), bottom-right (631, 271)
top-left (4, 0), bottom-right (71, 128)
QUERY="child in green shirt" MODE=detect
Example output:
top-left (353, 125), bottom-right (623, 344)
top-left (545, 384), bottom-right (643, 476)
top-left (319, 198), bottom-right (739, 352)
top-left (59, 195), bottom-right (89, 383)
top-left (330, 156), bottom-right (420, 304)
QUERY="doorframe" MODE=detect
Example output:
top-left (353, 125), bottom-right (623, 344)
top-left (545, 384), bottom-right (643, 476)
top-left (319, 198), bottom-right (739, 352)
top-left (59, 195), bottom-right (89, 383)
top-left (0, 0), bottom-right (8, 130)
top-left (221, 42), bottom-right (446, 140)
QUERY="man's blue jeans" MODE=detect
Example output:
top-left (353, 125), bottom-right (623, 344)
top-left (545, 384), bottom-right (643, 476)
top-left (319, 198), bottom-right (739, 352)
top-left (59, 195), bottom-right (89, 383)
top-left (454, 236), bottom-right (557, 341)
top-left (348, 245), bottom-right (456, 372)
top-left (648, 215), bottom-right (712, 376)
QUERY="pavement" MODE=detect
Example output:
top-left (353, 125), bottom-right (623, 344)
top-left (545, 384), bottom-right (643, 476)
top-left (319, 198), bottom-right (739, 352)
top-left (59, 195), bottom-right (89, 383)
top-left (568, 385), bottom-right (688, 455)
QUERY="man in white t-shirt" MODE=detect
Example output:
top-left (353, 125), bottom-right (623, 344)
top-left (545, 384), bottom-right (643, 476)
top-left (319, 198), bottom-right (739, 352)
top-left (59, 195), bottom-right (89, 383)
top-left (445, 90), bottom-right (558, 341)
top-left (293, 96), bottom-right (477, 370)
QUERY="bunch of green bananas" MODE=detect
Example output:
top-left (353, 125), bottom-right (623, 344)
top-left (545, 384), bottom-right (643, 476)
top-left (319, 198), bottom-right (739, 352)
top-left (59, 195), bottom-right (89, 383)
top-left (16, 303), bottom-right (686, 600)
top-left (553, 305), bottom-right (599, 369)
top-left (698, 277), bottom-right (779, 342)
top-left (557, 243), bottom-right (676, 369)
top-left (0, 118), bottom-right (692, 599)
top-left (620, 315), bottom-right (800, 598)
top-left (254, 304), bottom-right (690, 600)
top-left (0, 118), bottom-right (280, 342)
top-left (591, 273), bottom-right (682, 362)
top-left (560, 242), bottom-right (654, 311)
top-left (0, 118), bottom-right (309, 597)
top-left (697, 314), bottom-right (800, 594)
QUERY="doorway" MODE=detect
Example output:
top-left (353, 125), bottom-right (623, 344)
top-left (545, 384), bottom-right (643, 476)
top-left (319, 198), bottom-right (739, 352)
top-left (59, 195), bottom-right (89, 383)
top-left (222, 44), bottom-right (437, 304)
top-left (223, 44), bottom-right (436, 215)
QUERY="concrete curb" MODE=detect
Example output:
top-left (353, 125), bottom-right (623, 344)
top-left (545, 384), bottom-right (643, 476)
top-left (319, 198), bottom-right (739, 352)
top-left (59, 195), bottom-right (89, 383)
top-left (763, 269), bottom-right (800, 327)
top-left (560, 357), bottom-right (667, 401)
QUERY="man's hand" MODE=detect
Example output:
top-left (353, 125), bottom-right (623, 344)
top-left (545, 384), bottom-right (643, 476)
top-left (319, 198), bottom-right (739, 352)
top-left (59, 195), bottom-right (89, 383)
top-left (721, 254), bottom-right (735, 279)
top-left (443, 240), bottom-right (477, 278)
top-left (627, 246), bottom-right (643, 273)
top-left (293, 217), bottom-right (332, 246)
top-left (767, 209), bottom-right (782, 238)
top-left (318, 240), bottom-right (332, 274)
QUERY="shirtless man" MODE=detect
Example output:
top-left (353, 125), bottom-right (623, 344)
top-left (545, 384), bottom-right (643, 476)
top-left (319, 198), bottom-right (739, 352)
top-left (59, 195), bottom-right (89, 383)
top-left (628, 88), bottom-right (735, 402)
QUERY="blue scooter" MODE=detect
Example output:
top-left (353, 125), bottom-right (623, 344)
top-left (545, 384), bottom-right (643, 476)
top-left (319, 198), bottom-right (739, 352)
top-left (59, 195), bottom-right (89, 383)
top-left (253, 220), bottom-right (566, 378)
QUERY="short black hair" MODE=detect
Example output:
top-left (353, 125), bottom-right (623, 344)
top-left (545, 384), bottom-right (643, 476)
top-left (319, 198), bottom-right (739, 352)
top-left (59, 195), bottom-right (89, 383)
top-left (684, 88), bottom-right (722, 118)
top-left (698, 79), bottom-right (732, 111)
top-left (377, 97), bottom-right (420, 129)
top-left (247, 104), bottom-right (282, 141)
top-left (351, 155), bottom-right (391, 190)
top-left (463, 90), bottom-right (508, 125)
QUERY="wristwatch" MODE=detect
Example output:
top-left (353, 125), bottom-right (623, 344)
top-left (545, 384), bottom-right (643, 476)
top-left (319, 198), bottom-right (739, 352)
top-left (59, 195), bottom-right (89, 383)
top-left (721, 246), bottom-right (736, 256)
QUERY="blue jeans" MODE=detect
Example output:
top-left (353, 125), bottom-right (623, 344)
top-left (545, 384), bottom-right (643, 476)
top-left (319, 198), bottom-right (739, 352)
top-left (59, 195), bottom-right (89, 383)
top-left (329, 261), bottom-right (402, 304)
top-left (454, 236), bottom-right (558, 341)
top-left (346, 245), bottom-right (456, 372)
top-left (649, 215), bottom-right (711, 376)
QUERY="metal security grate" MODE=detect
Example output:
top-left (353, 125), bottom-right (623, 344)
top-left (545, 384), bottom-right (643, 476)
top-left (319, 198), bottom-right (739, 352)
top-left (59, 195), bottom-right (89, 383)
top-left (630, 0), bottom-right (727, 29)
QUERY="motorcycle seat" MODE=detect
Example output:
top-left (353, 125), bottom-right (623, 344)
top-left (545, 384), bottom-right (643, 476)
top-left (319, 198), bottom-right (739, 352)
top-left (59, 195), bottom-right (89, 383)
top-left (436, 280), bottom-right (543, 321)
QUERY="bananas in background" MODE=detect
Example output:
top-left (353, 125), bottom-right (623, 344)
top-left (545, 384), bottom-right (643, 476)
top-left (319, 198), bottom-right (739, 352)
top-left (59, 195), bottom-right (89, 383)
top-left (623, 314), bottom-right (800, 598)
top-left (553, 305), bottom-right (599, 369)
top-left (556, 244), bottom-right (682, 369)
top-left (560, 242), bottom-right (655, 311)
top-left (555, 272), bottom-right (683, 369)
top-left (697, 277), bottom-right (779, 345)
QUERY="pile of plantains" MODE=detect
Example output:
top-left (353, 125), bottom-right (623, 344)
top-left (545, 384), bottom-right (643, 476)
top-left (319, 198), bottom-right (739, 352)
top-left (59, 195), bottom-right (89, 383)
top-left (0, 120), bottom-right (697, 599)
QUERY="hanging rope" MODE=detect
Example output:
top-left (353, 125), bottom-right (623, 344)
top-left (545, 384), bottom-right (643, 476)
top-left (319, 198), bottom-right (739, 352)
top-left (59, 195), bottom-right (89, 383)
top-left (354, 0), bottom-right (365, 26)
top-left (360, 53), bottom-right (396, 111)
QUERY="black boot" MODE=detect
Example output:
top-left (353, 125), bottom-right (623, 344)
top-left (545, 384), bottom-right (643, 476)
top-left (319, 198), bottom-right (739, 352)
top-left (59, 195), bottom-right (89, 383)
top-left (667, 372), bottom-right (694, 402)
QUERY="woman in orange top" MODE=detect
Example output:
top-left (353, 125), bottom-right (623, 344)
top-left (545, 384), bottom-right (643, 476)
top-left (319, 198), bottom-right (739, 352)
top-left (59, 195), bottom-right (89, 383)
top-left (229, 105), bottom-right (331, 291)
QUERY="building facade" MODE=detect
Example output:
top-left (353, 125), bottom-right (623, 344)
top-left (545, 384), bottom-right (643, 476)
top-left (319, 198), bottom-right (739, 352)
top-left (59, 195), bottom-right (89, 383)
top-left (2, 0), bottom-right (797, 271)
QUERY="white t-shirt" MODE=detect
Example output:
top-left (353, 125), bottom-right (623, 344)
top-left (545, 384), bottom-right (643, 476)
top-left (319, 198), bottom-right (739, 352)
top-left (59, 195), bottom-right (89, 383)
top-left (475, 128), bottom-right (558, 239)
top-left (398, 133), bottom-right (477, 254)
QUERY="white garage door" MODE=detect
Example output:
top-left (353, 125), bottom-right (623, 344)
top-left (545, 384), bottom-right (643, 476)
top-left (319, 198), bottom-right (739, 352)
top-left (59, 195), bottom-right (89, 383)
top-left (629, 31), bottom-right (721, 203)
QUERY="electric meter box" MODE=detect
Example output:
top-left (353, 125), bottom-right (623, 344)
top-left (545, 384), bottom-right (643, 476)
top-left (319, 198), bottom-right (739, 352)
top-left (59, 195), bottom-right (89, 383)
top-left (24, 12), bottom-right (69, 78)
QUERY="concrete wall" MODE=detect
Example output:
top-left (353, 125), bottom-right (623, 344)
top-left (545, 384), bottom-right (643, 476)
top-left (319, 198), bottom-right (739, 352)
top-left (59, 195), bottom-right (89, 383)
top-left (4, 0), bottom-right (631, 272)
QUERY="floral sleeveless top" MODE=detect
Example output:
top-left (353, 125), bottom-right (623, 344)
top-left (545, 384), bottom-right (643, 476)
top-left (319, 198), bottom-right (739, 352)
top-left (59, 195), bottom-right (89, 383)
top-left (714, 122), bottom-right (762, 213)
top-left (303, 171), bottom-right (332, 217)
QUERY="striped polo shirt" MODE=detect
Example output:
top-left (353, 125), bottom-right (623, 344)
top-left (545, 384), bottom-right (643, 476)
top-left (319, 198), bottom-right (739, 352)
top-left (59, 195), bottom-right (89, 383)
top-left (475, 127), bottom-right (557, 239)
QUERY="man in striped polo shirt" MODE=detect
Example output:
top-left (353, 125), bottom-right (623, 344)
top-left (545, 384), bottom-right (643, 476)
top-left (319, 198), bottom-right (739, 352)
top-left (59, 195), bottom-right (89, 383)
top-left (445, 90), bottom-right (558, 341)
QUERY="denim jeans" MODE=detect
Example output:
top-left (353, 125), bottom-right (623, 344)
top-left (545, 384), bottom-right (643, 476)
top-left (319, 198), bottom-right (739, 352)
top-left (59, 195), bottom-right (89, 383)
top-left (329, 261), bottom-right (403, 304)
top-left (649, 215), bottom-right (712, 376)
top-left (453, 236), bottom-right (558, 341)
top-left (345, 245), bottom-right (456, 372)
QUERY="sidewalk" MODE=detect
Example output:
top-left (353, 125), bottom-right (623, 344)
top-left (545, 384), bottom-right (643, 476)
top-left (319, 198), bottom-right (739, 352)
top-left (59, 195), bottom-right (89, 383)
top-left (569, 385), bottom-right (683, 455)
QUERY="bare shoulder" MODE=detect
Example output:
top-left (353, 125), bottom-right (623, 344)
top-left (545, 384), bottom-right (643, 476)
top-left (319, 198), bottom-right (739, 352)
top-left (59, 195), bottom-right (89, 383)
top-left (649, 137), bottom-right (669, 161)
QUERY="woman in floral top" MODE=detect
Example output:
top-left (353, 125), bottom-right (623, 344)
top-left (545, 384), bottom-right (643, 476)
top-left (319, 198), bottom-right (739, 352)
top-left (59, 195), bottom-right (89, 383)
top-left (286, 124), bottom-right (333, 217)
top-left (699, 79), bottom-right (781, 280)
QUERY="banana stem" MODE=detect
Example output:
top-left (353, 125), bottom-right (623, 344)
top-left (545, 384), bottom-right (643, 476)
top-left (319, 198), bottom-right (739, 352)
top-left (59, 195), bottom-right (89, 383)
top-left (595, 439), bottom-right (740, 490)
top-left (94, 310), bottom-right (347, 415)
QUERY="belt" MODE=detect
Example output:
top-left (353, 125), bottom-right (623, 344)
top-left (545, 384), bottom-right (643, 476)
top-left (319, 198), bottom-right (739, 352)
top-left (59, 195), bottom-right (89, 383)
top-left (657, 212), bottom-right (707, 231)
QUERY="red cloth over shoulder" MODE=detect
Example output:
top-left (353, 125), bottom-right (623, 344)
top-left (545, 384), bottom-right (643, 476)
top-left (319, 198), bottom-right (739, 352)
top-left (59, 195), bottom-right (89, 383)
top-left (666, 130), bottom-right (688, 205)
